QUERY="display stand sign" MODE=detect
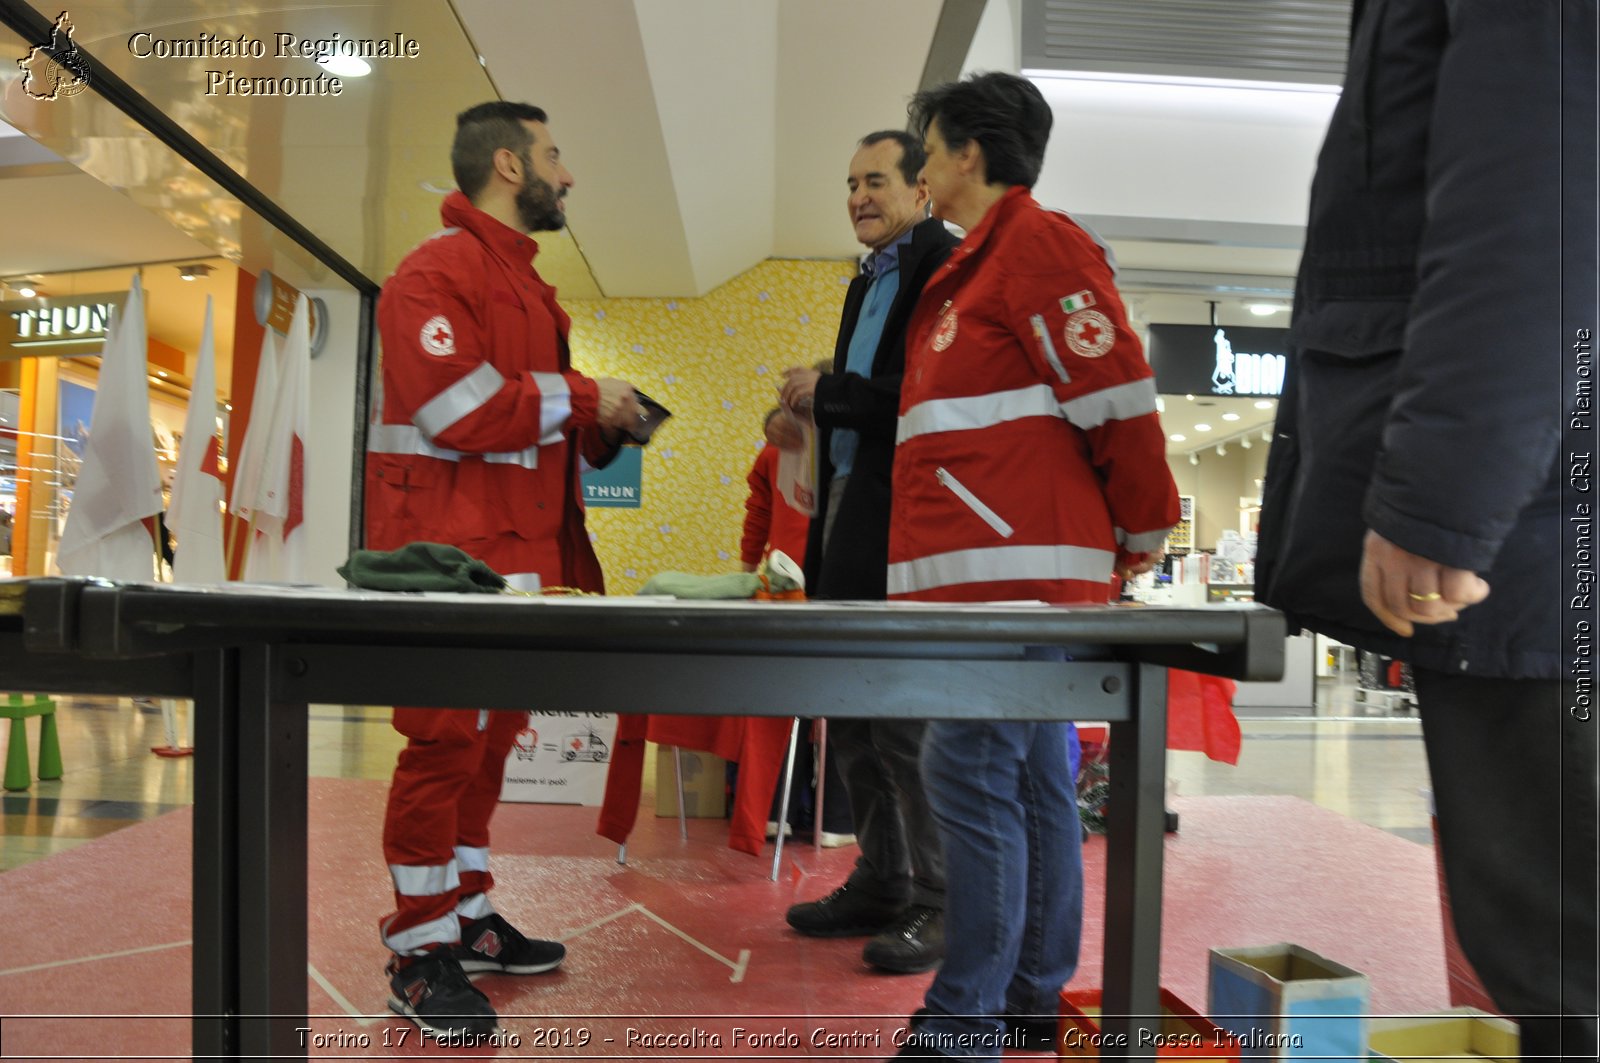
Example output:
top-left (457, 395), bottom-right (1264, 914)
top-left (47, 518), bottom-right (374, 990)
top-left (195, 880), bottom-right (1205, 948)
top-left (581, 446), bottom-right (642, 509)
top-left (1147, 324), bottom-right (1289, 398)
top-left (501, 710), bottom-right (619, 805)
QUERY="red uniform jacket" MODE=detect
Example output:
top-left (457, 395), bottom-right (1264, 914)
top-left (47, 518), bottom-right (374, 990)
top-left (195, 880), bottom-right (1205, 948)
top-left (367, 191), bottom-right (614, 590)
top-left (740, 444), bottom-right (810, 568)
top-left (889, 187), bottom-right (1179, 604)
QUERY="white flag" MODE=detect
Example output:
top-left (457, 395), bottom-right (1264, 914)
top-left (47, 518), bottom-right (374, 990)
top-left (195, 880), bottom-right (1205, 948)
top-left (248, 294), bottom-right (311, 583)
top-left (168, 297), bottom-right (227, 584)
top-left (228, 328), bottom-right (279, 524)
top-left (57, 276), bottom-right (162, 580)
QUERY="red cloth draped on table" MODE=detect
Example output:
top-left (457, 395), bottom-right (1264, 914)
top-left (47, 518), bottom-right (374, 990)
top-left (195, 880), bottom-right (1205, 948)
top-left (596, 714), bottom-right (795, 855)
top-left (1165, 669), bottom-right (1241, 764)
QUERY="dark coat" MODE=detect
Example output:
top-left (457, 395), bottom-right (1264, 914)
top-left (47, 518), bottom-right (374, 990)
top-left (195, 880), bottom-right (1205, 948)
top-left (803, 216), bottom-right (960, 600)
top-left (1255, 0), bottom-right (1596, 679)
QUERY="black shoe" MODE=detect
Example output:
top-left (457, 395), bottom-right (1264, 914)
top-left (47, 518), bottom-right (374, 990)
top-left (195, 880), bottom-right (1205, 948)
top-left (863, 904), bottom-right (944, 973)
top-left (893, 1011), bottom-right (947, 1058)
top-left (452, 912), bottom-right (565, 974)
top-left (386, 951), bottom-right (497, 1037)
top-left (786, 882), bottom-right (906, 938)
top-left (1004, 1013), bottom-right (1058, 1053)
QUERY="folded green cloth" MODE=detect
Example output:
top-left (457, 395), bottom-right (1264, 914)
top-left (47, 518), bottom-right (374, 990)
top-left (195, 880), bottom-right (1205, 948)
top-left (638, 571), bottom-right (763, 599)
top-left (338, 542), bottom-right (507, 594)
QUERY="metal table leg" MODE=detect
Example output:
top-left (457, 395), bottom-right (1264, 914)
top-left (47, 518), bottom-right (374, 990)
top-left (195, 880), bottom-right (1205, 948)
top-left (192, 647), bottom-right (240, 1059)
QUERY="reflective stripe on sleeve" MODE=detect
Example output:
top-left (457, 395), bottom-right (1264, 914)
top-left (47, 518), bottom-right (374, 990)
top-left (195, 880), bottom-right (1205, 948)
top-left (389, 859), bottom-right (460, 897)
top-left (1114, 527), bottom-right (1171, 553)
top-left (367, 422), bottom-right (539, 470)
top-left (1058, 377), bottom-right (1159, 431)
top-left (530, 372), bottom-right (572, 445)
top-left (415, 362), bottom-right (504, 439)
top-left (887, 544), bottom-right (1116, 596)
top-left (898, 385), bottom-right (1060, 443)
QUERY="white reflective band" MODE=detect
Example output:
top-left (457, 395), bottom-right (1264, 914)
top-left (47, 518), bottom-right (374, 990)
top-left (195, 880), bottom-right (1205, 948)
top-left (415, 362), bottom-right (504, 439)
top-left (367, 422), bottom-right (539, 470)
top-left (455, 892), bottom-right (496, 921)
top-left (888, 544), bottom-right (1116, 596)
top-left (1030, 315), bottom-right (1070, 384)
top-left (898, 385), bottom-right (1060, 443)
top-left (1115, 527), bottom-right (1171, 553)
top-left (424, 226), bottom-right (463, 243)
top-left (530, 372), bottom-right (572, 445)
top-left (477, 709), bottom-right (488, 732)
top-left (937, 467), bottom-right (1014, 538)
top-left (453, 845), bottom-right (490, 874)
top-left (389, 859), bottom-right (460, 897)
top-left (1059, 377), bottom-right (1159, 431)
top-left (383, 912), bottom-right (460, 955)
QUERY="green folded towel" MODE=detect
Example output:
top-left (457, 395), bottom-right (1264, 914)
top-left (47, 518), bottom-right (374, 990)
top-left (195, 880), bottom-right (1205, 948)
top-left (638, 571), bottom-right (763, 599)
top-left (337, 542), bottom-right (507, 594)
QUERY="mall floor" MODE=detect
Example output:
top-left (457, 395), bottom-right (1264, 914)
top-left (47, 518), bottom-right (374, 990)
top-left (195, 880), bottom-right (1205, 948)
top-left (0, 673), bottom-right (1452, 1060)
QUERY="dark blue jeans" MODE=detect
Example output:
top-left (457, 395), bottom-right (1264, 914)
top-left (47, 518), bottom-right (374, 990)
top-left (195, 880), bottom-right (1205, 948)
top-left (918, 718), bottom-right (1082, 1059)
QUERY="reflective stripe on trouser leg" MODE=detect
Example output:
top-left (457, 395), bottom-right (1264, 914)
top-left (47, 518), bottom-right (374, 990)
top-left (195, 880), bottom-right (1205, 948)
top-left (382, 911), bottom-right (461, 955)
top-left (454, 845), bottom-right (496, 918)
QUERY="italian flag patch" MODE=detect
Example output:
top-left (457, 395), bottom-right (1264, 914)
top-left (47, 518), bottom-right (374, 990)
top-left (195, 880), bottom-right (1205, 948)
top-left (1060, 290), bottom-right (1096, 313)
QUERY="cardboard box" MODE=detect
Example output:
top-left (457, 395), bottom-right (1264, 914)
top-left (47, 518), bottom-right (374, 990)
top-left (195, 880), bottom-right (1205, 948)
top-left (654, 746), bottom-right (726, 818)
top-left (1059, 987), bottom-right (1240, 1061)
top-left (1368, 1008), bottom-right (1517, 1062)
top-left (1207, 943), bottom-right (1369, 1061)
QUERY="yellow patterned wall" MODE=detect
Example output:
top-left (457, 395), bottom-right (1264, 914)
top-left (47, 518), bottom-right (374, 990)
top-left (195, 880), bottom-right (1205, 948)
top-left (563, 258), bottom-right (855, 595)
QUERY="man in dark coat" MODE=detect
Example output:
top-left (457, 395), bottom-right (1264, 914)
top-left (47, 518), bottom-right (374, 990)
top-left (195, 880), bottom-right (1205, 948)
top-left (773, 130), bottom-right (959, 973)
top-left (1255, 2), bottom-right (1597, 1058)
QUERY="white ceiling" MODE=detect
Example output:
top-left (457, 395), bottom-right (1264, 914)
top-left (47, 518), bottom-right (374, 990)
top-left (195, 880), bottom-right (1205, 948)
top-left (0, 0), bottom-right (1318, 315)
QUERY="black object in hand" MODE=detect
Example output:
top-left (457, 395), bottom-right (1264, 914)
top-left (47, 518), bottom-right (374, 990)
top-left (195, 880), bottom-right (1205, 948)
top-left (627, 390), bottom-right (672, 444)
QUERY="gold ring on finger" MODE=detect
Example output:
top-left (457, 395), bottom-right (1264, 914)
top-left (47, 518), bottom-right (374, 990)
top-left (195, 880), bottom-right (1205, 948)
top-left (1407, 591), bottom-right (1443, 602)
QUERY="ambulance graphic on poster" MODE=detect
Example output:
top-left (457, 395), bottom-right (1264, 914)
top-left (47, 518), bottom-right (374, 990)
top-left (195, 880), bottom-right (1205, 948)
top-left (501, 712), bottom-right (617, 805)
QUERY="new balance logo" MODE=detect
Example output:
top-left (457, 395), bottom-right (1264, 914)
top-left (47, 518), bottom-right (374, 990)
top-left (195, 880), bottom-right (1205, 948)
top-left (472, 930), bottom-right (503, 958)
top-left (404, 978), bottom-right (428, 1007)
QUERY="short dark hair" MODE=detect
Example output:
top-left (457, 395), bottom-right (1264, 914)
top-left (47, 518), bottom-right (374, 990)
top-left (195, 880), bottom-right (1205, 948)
top-left (907, 72), bottom-right (1052, 188)
top-left (858, 130), bottom-right (925, 186)
top-left (452, 101), bottom-right (548, 199)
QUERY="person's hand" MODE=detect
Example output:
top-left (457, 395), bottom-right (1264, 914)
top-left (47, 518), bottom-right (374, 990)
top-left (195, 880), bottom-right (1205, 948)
top-left (595, 378), bottom-right (642, 430)
top-left (1116, 549), bottom-right (1162, 580)
top-left (765, 409), bottom-right (805, 451)
top-left (1359, 529), bottom-right (1491, 637)
top-left (739, 561), bottom-right (758, 573)
top-left (780, 367), bottom-right (822, 417)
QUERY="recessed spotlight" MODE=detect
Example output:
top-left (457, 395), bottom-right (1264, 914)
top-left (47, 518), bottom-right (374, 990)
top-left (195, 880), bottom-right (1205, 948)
top-left (1248, 303), bottom-right (1282, 316)
top-left (1194, 423), bottom-right (1212, 432)
top-left (17, 286), bottom-right (36, 298)
top-left (157, 370), bottom-right (168, 378)
top-left (318, 55), bottom-right (371, 78)
top-left (1222, 412), bottom-right (1240, 422)
top-left (1185, 394), bottom-right (1195, 401)
top-left (1254, 399), bottom-right (1275, 409)
top-left (1169, 433), bottom-right (1186, 442)
top-left (176, 264), bottom-right (214, 281)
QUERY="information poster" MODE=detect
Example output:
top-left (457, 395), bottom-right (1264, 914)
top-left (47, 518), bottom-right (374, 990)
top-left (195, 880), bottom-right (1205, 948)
top-left (500, 711), bottom-right (619, 805)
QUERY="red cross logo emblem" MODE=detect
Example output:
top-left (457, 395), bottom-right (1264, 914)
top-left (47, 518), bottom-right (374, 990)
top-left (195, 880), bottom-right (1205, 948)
top-left (1064, 309), bottom-right (1115, 359)
top-left (420, 315), bottom-right (456, 356)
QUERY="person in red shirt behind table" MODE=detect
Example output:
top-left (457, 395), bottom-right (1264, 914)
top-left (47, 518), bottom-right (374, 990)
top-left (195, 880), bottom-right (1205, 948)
top-left (739, 408), bottom-right (812, 572)
top-left (368, 101), bottom-right (642, 1039)
top-left (886, 73), bottom-right (1179, 1061)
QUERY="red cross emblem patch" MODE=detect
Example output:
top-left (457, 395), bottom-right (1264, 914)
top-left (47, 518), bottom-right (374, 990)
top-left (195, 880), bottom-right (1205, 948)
top-left (1064, 309), bottom-right (1115, 359)
top-left (420, 315), bottom-right (456, 356)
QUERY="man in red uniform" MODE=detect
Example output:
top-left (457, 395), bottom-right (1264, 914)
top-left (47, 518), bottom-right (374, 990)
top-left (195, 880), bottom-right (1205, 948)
top-left (888, 73), bottom-right (1178, 1060)
top-left (367, 101), bottom-right (641, 1037)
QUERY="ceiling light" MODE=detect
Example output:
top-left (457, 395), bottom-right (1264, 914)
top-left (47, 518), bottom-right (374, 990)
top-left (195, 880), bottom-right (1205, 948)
top-left (157, 371), bottom-right (168, 378)
top-left (1216, 444), bottom-right (1227, 456)
top-left (1222, 412), bottom-right (1240, 422)
top-left (1248, 303), bottom-right (1283, 316)
top-left (1185, 394), bottom-right (1195, 401)
top-left (1254, 399), bottom-right (1275, 409)
top-left (1169, 433), bottom-right (1186, 442)
top-left (1188, 453), bottom-right (1199, 466)
top-left (318, 55), bottom-right (371, 78)
top-left (1240, 436), bottom-right (1252, 449)
top-left (1194, 423), bottom-right (1212, 432)
top-left (16, 286), bottom-right (36, 298)
top-left (1261, 428), bottom-right (1272, 442)
top-left (176, 264), bottom-right (214, 281)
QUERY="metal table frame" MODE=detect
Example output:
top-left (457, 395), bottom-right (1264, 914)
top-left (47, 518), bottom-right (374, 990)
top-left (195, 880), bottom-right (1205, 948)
top-left (2, 578), bottom-right (1284, 1060)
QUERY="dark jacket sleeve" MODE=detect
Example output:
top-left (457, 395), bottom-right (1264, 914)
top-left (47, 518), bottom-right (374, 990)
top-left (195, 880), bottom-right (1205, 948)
top-left (1362, 0), bottom-right (1573, 571)
top-left (812, 367), bottom-right (903, 438)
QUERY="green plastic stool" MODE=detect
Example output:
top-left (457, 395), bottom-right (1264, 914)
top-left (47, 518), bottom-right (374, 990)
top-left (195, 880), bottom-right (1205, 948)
top-left (2, 693), bottom-right (62, 791)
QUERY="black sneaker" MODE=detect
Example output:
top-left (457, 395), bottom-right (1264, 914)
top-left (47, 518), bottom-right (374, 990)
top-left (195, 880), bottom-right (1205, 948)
top-left (863, 904), bottom-right (944, 973)
top-left (452, 912), bottom-right (566, 974)
top-left (386, 951), bottom-right (497, 1037)
top-left (785, 882), bottom-right (906, 938)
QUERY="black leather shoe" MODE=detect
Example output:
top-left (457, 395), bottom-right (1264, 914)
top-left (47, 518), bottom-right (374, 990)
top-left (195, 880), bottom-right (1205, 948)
top-left (863, 904), bottom-right (943, 973)
top-left (786, 882), bottom-right (906, 938)
top-left (1004, 1013), bottom-right (1057, 1053)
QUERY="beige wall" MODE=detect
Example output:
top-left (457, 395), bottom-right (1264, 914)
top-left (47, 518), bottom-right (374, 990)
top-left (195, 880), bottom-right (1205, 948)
top-left (1166, 441), bottom-right (1270, 553)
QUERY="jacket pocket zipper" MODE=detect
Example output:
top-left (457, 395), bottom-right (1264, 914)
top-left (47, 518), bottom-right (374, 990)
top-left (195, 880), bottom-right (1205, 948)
top-left (1030, 314), bottom-right (1070, 383)
top-left (936, 467), bottom-right (1014, 538)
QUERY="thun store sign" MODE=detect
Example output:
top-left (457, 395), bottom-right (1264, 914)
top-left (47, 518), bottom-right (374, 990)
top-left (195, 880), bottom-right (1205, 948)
top-left (2, 291), bottom-right (126, 359)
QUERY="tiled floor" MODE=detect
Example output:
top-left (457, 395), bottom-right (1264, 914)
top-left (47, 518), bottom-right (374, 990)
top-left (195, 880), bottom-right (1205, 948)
top-left (2, 672), bottom-right (1433, 872)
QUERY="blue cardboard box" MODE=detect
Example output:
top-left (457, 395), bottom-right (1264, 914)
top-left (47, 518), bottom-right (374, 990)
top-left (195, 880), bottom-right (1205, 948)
top-left (1208, 943), bottom-right (1369, 1061)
